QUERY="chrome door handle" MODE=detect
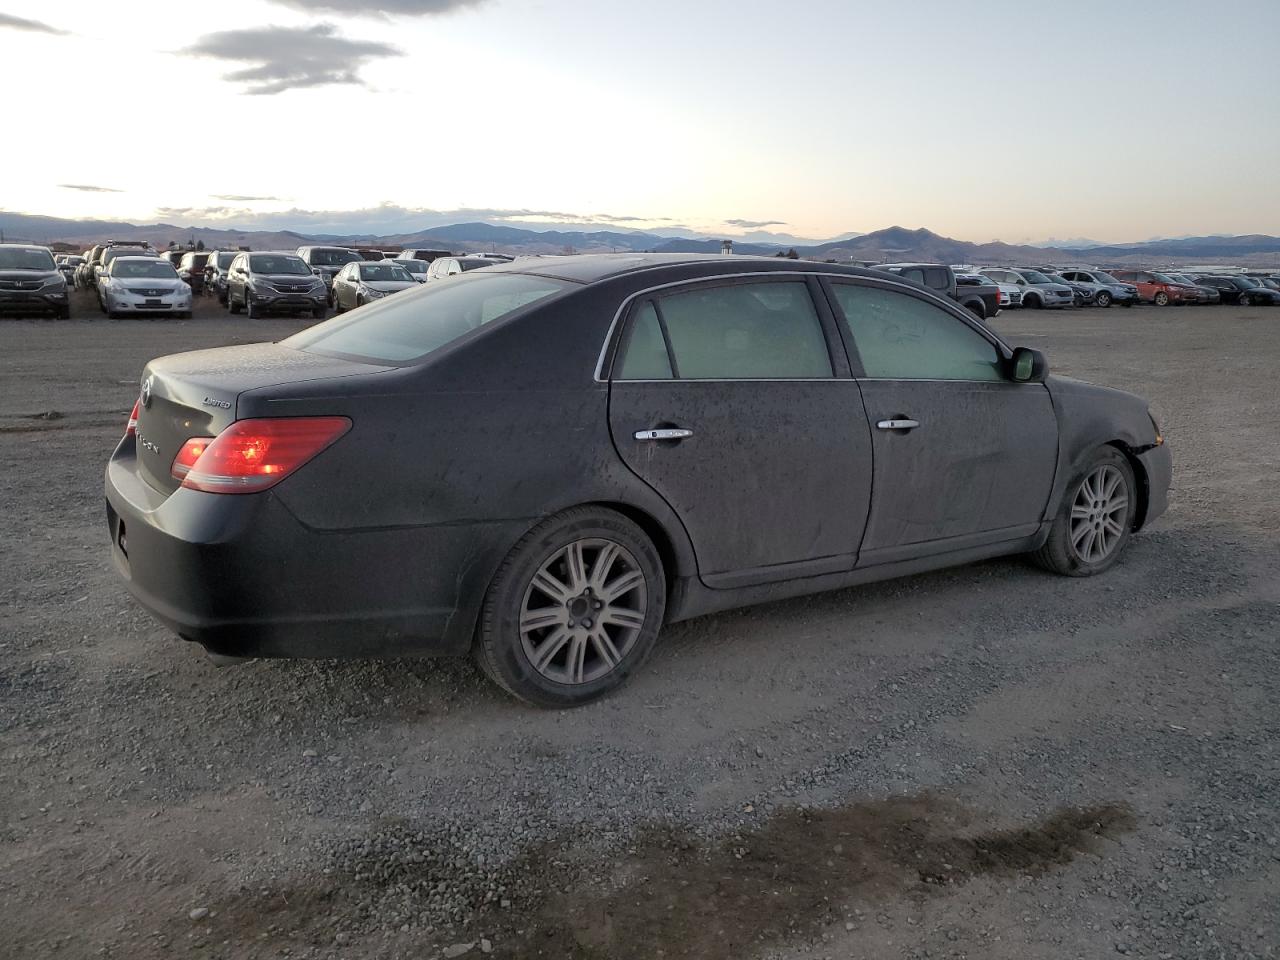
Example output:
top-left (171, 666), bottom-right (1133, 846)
top-left (635, 428), bottom-right (693, 442)
top-left (876, 418), bottom-right (920, 431)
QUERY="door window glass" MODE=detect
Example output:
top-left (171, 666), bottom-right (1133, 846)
top-left (615, 301), bottom-right (673, 380)
top-left (656, 281), bottom-right (832, 379)
top-left (832, 283), bottom-right (1003, 381)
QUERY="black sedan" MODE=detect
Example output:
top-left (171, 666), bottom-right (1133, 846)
top-left (105, 255), bottom-right (1172, 707)
top-left (1196, 275), bottom-right (1280, 306)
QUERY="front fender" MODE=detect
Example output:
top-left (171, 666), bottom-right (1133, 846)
top-left (1045, 376), bottom-right (1167, 528)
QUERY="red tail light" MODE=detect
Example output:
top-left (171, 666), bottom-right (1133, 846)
top-left (171, 417), bottom-right (351, 494)
top-left (126, 400), bottom-right (140, 437)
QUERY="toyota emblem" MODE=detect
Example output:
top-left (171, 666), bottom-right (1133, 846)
top-left (141, 375), bottom-right (154, 409)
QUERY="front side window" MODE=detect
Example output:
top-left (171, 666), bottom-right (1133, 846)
top-left (287, 273), bottom-right (570, 364)
top-left (649, 281), bottom-right (832, 380)
top-left (831, 283), bottom-right (1003, 382)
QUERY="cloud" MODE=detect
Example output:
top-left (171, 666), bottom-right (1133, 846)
top-left (148, 202), bottom-right (679, 235)
top-left (213, 194), bottom-right (284, 202)
top-left (724, 218), bottom-right (787, 229)
top-left (265, 0), bottom-right (487, 18)
top-left (0, 13), bottom-right (69, 34)
top-left (59, 184), bottom-right (123, 193)
top-left (182, 23), bottom-right (402, 95)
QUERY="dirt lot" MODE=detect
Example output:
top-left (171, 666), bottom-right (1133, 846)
top-left (2, 290), bottom-right (1278, 960)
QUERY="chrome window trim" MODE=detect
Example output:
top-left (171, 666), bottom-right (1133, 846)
top-left (593, 269), bottom-right (950, 383)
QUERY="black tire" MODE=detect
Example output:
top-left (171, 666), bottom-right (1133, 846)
top-left (246, 294), bottom-right (258, 320)
top-left (1024, 293), bottom-right (1042, 309)
top-left (1095, 291), bottom-right (1112, 308)
top-left (965, 301), bottom-right (985, 321)
top-left (228, 286), bottom-right (242, 314)
top-left (474, 506), bottom-right (666, 708)
top-left (1153, 291), bottom-right (1170, 306)
top-left (57, 305), bottom-right (71, 320)
top-left (1034, 446), bottom-right (1136, 577)
top-left (1121, 300), bottom-right (1133, 307)
top-left (333, 294), bottom-right (345, 315)
top-left (177, 311), bottom-right (192, 320)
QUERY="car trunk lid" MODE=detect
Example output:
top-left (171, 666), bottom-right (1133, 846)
top-left (132, 342), bottom-right (391, 495)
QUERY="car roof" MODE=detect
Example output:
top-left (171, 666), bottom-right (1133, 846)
top-left (479, 252), bottom-right (903, 285)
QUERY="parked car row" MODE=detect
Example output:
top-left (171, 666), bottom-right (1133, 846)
top-left (952, 265), bottom-right (1280, 309)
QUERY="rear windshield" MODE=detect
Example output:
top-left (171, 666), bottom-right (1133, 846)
top-left (394, 259), bottom-right (427, 273)
top-left (112, 259), bottom-right (179, 278)
top-left (359, 263), bottom-right (413, 282)
top-left (459, 260), bottom-right (495, 272)
top-left (213, 252), bottom-right (237, 268)
top-left (287, 273), bottom-right (572, 363)
top-left (308, 248), bottom-right (361, 266)
top-left (250, 255), bottom-right (309, 275)
top-left (0, 247), bottom-right (56, 270)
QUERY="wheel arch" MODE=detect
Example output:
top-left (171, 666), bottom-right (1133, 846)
top-left (1105, 439), bottom-right (1152, 530)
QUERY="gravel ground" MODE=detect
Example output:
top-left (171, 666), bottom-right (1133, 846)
top-left (1, 290), bottom-right (1277, 960)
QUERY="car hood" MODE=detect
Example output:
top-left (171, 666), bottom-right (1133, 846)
top-left (109, 277), bottom-right (186, 289)
top-left (256, 273), bottom-right (321, 284)
top-left (363, 280), bottom-right (417, 292)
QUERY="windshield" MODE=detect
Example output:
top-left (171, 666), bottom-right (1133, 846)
top-left (359, 263), bottom-right (413, 282)
top-left (287, 273), bottom-right (571, 364)
top-left (394, 259), bottom-right (427, 274)
top-left (459, 260), bottom-right (495, 272)
top-left (215, 252), bottom-right (237, 268)
top-left (111, 259), bottom-right (179, 279)
top-left (1019, 270), bottom-right (1051, 284)
top-left (0, 247), bottom-right (56, 271)
top-left (250, 255), bottom-right (310, 275)
top-left (308, 248), bottom-right (361, 266)
top-left (1092, 272), bottom-right (1120, 284)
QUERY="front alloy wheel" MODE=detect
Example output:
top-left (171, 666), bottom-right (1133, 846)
top-left (1153, 291), bottom-right (1170, 306)
top-left (1095, 291), bottom-right (1112, 308)
top-left (1034, 447), bottom-right (1135, 576)
top-left (474, 506), bottom-right (665, 707)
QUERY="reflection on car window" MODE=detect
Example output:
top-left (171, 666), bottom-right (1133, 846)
top-left (0, 247), bottom-right (56, 270)
top-left (286, 273), bottom-right (570, 363)
top-left (249, 255), bottom-right (310, 275)
top-left (655, 281), bottom-right (831, 380)
top-left (616, 301), bottom-right (673, 380)
top-left (113, 260), bottom-right (179, 279)
top-left (832, 283), bottom-right (1002, 382)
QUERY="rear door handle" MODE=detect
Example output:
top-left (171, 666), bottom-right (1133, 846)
top-left (635, 428), bottom-right (693, 442)
top-left (876, 418), bottom-right (920, 431)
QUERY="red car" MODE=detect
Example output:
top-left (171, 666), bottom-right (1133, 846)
top-left (1110, 270), bottom-right (1200, 306)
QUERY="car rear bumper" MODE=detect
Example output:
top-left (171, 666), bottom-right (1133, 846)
top-left (1136, 442), bottom-right (1172, 528)
top-left (104, 443), bottom-right (519, 659)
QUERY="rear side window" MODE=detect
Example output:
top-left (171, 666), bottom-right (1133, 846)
top-left (615, 302), bottom-right (673, 380)
top-left (923, 268), bottom-right (949, 290)
top-left (831, 283), bottom-right (1003, 382)
top-left (648, 281), bottom-right (832, 380)
top-left (286, 273), bottom-right (570, 363)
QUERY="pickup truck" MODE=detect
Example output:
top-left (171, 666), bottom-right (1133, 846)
top-left (872, 262), bottom-right (1000, 320)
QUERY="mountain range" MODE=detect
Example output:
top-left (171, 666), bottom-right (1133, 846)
top-left (2, 211), bottom-right (1278, 266)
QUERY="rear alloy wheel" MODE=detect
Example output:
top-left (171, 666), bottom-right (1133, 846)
top-left (1153, 291), bottom-right (1170, 306)
top-left (1034, 447), bottom-right (1135, 576)
top-left (475, 507), bottom-right (665, 707)
top-left (1095, 291), bottom-right (1112, 308)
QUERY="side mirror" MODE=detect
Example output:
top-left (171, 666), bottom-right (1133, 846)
top-left (1011, 347), bottom-right (1048, 383)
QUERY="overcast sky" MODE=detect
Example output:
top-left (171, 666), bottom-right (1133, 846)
top-left (2, 0), bottom-right (1278, 243)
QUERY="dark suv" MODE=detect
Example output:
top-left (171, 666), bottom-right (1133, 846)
top-left (203, 251), bottom-right (240, 304)
top-left (0, 243), bottom-right (71, 318)
top-left (227, 251), bottom-right (328, 319)
top-left (295, 245), bottom-right (363, 298)
top-left (177, 251), bottom-right (211, 295)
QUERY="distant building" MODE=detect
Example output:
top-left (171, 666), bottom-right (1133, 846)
top-left (720, 240), bottom-right (733, 255)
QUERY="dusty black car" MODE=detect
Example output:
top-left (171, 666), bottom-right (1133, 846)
top-left (105, 255), bottom-right (1172, 706)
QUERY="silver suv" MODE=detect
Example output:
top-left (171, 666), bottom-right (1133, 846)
top-left (979, 268), bottom-right (1074, 309)
top-left (0, 243), bottom-right (70, 319)
top-left (1056, 269), bottom-right (1139, 308)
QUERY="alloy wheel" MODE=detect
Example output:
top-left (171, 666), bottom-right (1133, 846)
top-left (1069, 464), bottom-right (1129, 564)
top-left (519, 538), bottom-right (647, 685)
